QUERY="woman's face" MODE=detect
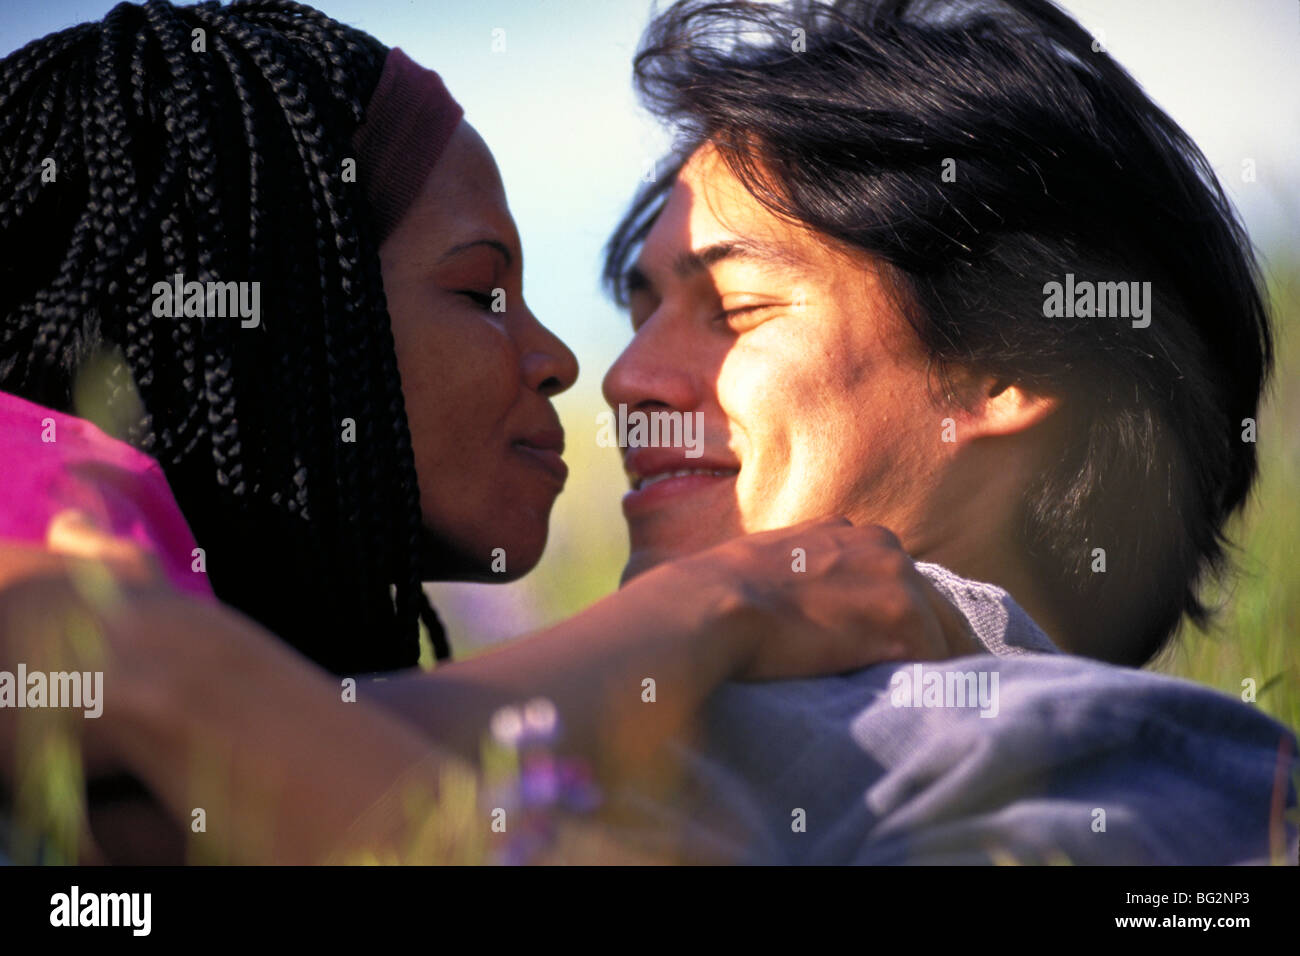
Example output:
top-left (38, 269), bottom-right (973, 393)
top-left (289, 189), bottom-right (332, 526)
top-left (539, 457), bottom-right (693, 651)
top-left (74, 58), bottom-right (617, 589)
top-left (380, 121), bottom-right (578, 581)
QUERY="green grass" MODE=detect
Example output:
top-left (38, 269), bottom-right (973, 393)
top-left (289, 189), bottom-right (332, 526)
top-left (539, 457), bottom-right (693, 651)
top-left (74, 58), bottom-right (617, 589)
top-left (1151, 262), bottom-right (1300, 735)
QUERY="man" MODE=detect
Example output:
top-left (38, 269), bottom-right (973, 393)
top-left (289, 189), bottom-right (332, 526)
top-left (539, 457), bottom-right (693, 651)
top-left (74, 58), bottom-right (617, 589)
top-left (595, 0), bottom-right (1297, 863)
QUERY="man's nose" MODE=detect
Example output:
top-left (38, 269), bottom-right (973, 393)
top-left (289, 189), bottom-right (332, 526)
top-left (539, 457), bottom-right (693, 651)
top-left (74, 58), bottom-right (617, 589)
top-left (602, 312), bottom-right (698, 414)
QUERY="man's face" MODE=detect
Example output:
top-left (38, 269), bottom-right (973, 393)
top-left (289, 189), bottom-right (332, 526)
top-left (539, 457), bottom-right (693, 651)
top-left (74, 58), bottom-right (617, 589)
top-left (604, 145), bottom-right (954, 581)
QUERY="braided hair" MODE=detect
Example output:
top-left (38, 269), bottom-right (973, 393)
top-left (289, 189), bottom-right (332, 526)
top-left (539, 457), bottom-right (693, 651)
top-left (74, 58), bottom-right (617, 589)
top-left (0, 0), bottom-right (451, 673)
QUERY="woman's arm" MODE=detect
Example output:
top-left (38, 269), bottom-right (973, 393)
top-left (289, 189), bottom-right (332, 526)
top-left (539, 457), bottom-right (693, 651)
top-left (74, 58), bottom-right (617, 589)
top-left (367, 520), bottom-right (977, 788)
top-left (1, 519), bottom-right (974, 862)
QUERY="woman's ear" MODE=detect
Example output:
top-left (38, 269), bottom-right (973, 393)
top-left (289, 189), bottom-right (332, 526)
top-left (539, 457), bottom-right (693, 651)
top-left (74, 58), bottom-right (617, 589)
top-left (961, 377), bottom-right (1061, 439)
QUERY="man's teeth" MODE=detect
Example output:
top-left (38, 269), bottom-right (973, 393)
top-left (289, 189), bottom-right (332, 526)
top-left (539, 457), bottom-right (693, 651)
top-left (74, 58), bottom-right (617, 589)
top-left (635, 468), bottom-right (736, 491)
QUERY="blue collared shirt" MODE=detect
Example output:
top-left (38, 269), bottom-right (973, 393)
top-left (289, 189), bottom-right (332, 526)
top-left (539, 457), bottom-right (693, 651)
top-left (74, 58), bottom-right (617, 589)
top-left (626, 563), bottom-right (1299, 864)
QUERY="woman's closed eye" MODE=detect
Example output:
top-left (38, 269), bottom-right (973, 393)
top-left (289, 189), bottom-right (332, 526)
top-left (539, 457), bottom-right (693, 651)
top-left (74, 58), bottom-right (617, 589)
top-left (457, 289), bottom-right (498, 311)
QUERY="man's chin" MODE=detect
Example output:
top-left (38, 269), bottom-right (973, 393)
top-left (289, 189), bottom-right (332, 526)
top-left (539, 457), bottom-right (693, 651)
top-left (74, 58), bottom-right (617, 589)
top-left (619, 537), bottom-right (715, 586)
top-left (619, 545), bottom-right (686, 587)
top-left (620, 521), bottom-right (744, 586)
top-left (618, 552), bottom-right (655, 587)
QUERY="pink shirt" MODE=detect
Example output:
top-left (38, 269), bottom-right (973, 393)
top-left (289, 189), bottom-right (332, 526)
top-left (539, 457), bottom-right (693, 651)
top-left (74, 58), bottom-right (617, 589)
top-left (0, 390), bottom-right (214, 600)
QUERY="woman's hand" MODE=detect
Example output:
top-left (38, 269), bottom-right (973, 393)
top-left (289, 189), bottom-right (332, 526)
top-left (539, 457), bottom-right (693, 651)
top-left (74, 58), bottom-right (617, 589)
top-left (641, 518), bottom-right (979, 681)
top-left (0, 514), bottom-right (167, 785)
top-left (0, 550), bottom-right (466, 865)
top-left (0, 534), bottom-right (163, 864)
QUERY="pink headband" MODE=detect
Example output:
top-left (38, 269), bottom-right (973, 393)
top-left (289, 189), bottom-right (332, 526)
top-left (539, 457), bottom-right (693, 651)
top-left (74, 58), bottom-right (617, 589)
top-left (351, 48), bottom-right (464, 244)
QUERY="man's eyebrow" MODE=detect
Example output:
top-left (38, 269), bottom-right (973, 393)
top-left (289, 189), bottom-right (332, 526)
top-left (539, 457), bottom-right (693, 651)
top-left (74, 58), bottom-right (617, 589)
top-left (439, 238), bottom-right (514, 268)
top-left (622, 240), bottom-right (803, 298)
top-left (671, 239), bottom-right (803, 279)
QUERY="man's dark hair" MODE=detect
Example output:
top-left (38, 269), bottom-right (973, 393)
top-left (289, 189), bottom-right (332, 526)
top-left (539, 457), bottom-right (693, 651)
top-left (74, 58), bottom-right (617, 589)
top-left (605, 0), bottom-right (1273, 665)
top-left (0, 0), bottom-right (448, 673)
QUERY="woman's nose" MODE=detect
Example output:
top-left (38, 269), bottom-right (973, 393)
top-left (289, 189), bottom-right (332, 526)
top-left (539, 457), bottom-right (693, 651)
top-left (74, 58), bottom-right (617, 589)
top-left (518, 307), bottom-right (579, 396)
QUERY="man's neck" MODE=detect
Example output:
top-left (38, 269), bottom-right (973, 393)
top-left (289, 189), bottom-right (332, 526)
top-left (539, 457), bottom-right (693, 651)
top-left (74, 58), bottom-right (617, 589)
top-left (919, 538), bottom-right (1075, 655)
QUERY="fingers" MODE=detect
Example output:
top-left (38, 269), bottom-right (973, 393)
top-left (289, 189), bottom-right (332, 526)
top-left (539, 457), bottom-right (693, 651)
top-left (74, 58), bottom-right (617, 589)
top-left (749, 517), bottom-right (903, 554)
top-left (854, 523), bottom-right (903, 551)
top-left (921, 578), bottom-right (982, 657)
top-left (841, 548), bottom-right (980, 662)
top-left (723, 518), bottom-right (981, 679)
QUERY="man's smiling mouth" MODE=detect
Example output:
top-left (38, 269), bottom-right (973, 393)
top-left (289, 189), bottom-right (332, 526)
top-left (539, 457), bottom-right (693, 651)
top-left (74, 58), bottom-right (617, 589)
top-left (620, 449), bottom-right (741, 515)
top-left (632, 467), bottom-right (739, 492)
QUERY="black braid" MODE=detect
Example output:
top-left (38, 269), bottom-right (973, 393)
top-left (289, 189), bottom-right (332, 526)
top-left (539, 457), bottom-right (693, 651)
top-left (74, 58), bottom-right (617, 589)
top-left (0, 0), bottom-right (451, 672)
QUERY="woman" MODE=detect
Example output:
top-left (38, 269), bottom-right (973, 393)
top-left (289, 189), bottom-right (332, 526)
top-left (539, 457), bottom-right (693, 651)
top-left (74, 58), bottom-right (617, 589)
top-left (0, 0), bottom-right (972, 863)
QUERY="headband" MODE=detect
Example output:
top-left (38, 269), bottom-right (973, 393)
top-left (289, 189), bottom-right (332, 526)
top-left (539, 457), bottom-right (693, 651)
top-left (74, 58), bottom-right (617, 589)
top-left (351, 47), bottom-right (465, 244)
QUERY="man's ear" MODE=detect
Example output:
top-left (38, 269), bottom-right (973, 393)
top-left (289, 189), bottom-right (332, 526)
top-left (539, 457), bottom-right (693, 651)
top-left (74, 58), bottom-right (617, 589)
top-left (961, 377), bottom-right (1060, 439)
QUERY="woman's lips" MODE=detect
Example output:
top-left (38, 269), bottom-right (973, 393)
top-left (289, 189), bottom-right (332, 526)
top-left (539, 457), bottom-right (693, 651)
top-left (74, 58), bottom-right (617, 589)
top-left (513, 442), bottom-right (568, 485)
